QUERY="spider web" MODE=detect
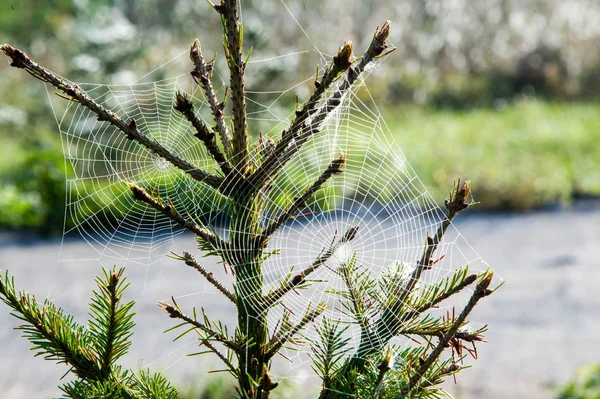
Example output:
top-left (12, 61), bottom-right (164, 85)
top-left (42, 3), bottom-right (496, 396)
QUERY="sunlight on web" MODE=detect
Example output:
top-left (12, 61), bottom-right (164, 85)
top-left (40, 1), bottom-right (497, 395)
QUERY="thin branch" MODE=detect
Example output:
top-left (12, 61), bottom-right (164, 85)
top-left (400, 325), bottom-right (486, 344)
top-left (1, 44), bottom-right (223, 190)
top-left (258, 155), bottom-right (346, 243)
top-left (174, 92), bottom-right (233, 176)
top-left (266, 303), bottom-right (326, 358)
top-left (158, 301), bottom-right (240, 353)
top-left (200, 338), bottom-right (237, 373)
top-left (403, 271), bottom-right (495, 395)
top-left (129, 184), bottom-right (226, 249)
top-left (190, 39), bottom-right (232, 155)
top-left (249, 22), bottom-right (392, 190)
top-left (178, 251), bottom-right (236, 304)
top-left (374, 351), bottom-right (394, 399)
top-left (285, 41), bottom-right (354, 143)
top-left (262, 226), bottom-right (359, 308)
top-left (396, 179), bottom-right (473, 307)
top-left (214, 0), bottom-right (249, 173)
top-left (404, 273), bottom-right (478, 320)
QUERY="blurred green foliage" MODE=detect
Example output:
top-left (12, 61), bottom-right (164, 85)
top-left (2, 0), bottom-right (600, 232)
top-left (178, 374), bottom-right (303, 399)
top-left (2, 99), bottom-right (599, 232)
top-left (557, 364), bottom-right (600, 399)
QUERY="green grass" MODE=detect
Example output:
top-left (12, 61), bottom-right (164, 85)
top-left (1, 100), bottom-right (599, 231)
top-left (383, 100), bottom-right (600, 209)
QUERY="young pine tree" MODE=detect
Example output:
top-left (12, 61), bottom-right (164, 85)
top-left (1, 1), bottom-right (499, 398)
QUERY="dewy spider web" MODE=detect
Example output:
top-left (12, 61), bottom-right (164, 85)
top-left (42, 3), bottom-right (494, 394)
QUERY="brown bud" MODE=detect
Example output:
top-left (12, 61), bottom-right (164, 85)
top-left (291, 273), bottom-right (305, 286)
top-left (128, 118), bottom-right (137, 131)
top-left (189, 39), bottom-right (202, 63)
top-left (476, 270), bottom-right (494, 295)
top-left (464, 274), bottom-right (478, 286)
top-left (342, 226), bottom-right (359, 243)
top-left (174, 92), bottom-right (193, 114)
top-left (130, 185), bottom-right (150, 202)
top-left (333, 41), bottom-right (353, 71)
top-left (376, 21), bottom-right (391, 44)
top-left (329, 154), bottom-right (347, 175)
top-left (259, 365), bottom-right (279, 392)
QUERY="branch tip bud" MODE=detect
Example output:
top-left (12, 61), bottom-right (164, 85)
top-left (329, 154), bottom-right (347, 175)
top-left (334, 41), bottom-right (354, 71)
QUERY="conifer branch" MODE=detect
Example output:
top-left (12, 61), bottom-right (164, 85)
top-left (128, 369), bottom-right (180, 399)
top-left (158, 300), bottom-right (240, 353)
top-left (189, 39), bottom-right (233, 155)
top-left (367, 179), bottom-right (474, 352)
top-left (200, 338), bottom-right (237, 373)
top-left (337, 254), bottom-right (370, 333)
top-left (405, 272), bottom-right (478, 319)
top-left (129, 184), bottom-right (226, 250)
top-left (266, 303), bottom-right (326, 358)
top-left (403, 270), bottom-right (495, 395)
top-left (310, 319), bottom-right (350, 392)
top-left (0, 270), bottom-right (101, 380)
top-left (0, 44), bottom-right (224, 190)
top-left (174, 91), bottom-right (233, 176)
top-left (258, 155), bottom-right (346, 244)
top-left (396, 179), bottom-right (472, 307)
top-left (262, 226), bottom-right (359, 309)
top-left (250, 22), bottom-right (392, 189)
top-left (88, 267), bottom-right (135, 379)
top-left (171, 250), bottom-right (236, 303)
top-left (213, 0), bottom-right (249, 173)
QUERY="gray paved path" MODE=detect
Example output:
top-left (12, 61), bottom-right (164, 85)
top-left (1, 207), bottom-right (599, 398)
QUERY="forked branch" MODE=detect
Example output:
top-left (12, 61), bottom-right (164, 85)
top-left (403, 271), bottom-right (494, 395)
top-left (250, 22), bottom-right (392, 190)
top-left (266, 303), bottom-right (326, 358)
top-left (0, 44), bottom-right (224, 191)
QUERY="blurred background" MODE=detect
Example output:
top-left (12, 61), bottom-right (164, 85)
top-left (1, 0), bottom-right (599, 398)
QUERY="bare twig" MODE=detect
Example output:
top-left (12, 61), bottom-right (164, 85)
top-left (262, 226), bottom-right (359, 308)
top-left (190, 39), bottom-right (233, 155)
top-left (285, 41), bottom-right (354, 143)
top-left (174, 92), bottom-right (233, 176)
top-left (201, 338), bottom-right (237, 373)
top-left (129, 184), bottom-right (226, 249)
top-left (258, 155), bottom-right (346, 243)
top-left (158, 300), bottom-right (240, 353)
top-left (179, 251), bottom-right (236, 303)
top-left (374, 350), bottom-right (394, 399)
top-left (396, 179), bottom-right (472, 307)
top-left (1, 44), bottom-right (223, 190)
